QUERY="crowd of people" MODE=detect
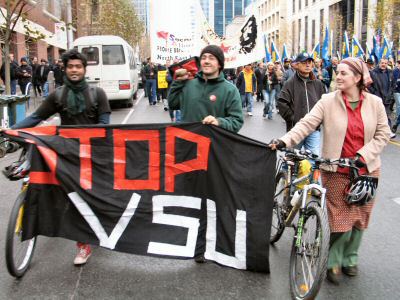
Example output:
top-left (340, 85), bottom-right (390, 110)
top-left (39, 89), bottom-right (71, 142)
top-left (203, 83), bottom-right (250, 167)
top-left (0, 44), bottom-right (397, 289)
top-left (142, 52), bottom-right (399, 140)
top-left (0, 54), bottom-right (65, 97)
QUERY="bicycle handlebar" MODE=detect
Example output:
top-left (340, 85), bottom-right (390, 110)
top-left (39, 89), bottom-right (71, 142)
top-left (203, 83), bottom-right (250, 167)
top-left (279, 148), bottom-right (363, 170)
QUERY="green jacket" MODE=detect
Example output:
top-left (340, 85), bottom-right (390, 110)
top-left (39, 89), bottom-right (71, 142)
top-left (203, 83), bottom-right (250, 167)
top-left (168, 71), bottom-right (243, 132)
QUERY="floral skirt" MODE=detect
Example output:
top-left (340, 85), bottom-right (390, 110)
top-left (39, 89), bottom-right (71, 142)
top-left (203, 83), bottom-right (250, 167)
top-left (321, 169), bottom-right (379, 233)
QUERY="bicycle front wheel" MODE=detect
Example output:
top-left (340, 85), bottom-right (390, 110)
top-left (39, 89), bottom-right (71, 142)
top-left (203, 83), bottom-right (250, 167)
top-left (5, 189), bottom-right (36, 278)
top-left (270, 171), bottom-right (288, 244)
top-left (289, 200), bottom-right (330, 300)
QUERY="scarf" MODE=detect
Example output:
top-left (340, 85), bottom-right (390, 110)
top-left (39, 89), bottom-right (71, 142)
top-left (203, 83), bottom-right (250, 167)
top-left (63, 76), bottom-right (89, 116)
top-left (340, 57), bottom-right (373, 88)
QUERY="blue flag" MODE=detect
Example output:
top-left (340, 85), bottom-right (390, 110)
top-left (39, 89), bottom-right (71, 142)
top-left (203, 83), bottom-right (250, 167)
top-left (264, 35), bottom-right (271, 62)
top-left (379, 37), bottom-right (390, 60)
top-left (351, 36), bottom-right (364, 57)
top-left (311, 42), bottom-right (320, 59)
top-left (281, 44), bottom-right (288, 62)
top-left (321, 26), bottom-right (329, 60)
top-left (271, 40), bottom-right (280, 62)
top-left (342, 31), bottom-right (350, 59)
top-left (372, 35), bottom-right (380, 62)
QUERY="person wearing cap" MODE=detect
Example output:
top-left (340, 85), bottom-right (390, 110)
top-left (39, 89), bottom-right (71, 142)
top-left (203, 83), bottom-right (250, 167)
top-left (282, 58), bottom-right (296, 83)
top-left (16, 57), bottom-right (32, 95)
top-left (270, 57), bottom-right (391, 285)
top-left (168, 45), bottom-right (243, 133)
top-left (236, 63), bottom-right (257, 116)
top-left (277, 52), bottom-right (326, 155)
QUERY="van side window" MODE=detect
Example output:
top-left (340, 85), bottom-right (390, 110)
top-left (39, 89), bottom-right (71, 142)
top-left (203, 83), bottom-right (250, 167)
top-left (82, 47), bottom-right (99, 65)
top-left (103, 45), bottom-right (125, 65)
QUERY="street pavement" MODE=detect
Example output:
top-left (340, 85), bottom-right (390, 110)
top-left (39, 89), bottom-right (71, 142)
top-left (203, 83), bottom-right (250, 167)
top-left (0, 90), bottom-right (399, 299)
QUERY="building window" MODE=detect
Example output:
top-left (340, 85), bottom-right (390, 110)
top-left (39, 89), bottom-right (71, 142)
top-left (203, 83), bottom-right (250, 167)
top-left (305, 0), bottom-right (308, 7)
top-left (320, 9), bottom-right (324, 27)
top-left (312, 19), bottom-right (315, 47)
top-left (305, 16), bottom-right (308, 52)
top-left (293, 0), bottom-right (295, 14)
top-left (298, 18), bottom-right (301, 53)
top-left (299, 0), bottom-right (301, 11)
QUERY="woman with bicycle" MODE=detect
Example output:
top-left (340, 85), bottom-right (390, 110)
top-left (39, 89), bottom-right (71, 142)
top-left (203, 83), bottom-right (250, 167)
top-left (270, 57), bottom-right (391, 285)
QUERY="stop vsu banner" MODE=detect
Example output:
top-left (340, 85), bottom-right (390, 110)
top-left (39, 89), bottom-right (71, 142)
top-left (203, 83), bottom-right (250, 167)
top-left (5, 123), bottom-right (275, 272)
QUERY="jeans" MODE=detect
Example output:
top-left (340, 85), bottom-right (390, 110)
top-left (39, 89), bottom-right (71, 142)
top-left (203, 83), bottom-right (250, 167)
top-left (241, 92), bottom-right (253, 112)
top-left (10, 79), bottom-right (17, 95)
top-left (295, 130), bottom-right (321, 156)
top-left (262, 89), bottom-right (276, 118)
top-left (146, 79), bottom-right (157, 104)
top-left (42, 82), bottom-right (49, 97)
top-left (394, 92), bottom-right (400, 126)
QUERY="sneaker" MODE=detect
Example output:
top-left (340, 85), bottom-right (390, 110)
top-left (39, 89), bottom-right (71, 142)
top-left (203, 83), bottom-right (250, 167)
top-left (390, 132), bottom-right (396, 139)
top-left (74, 244), bottom-right (92, 265)
top-left (248, 112), bottom-right (253, 116)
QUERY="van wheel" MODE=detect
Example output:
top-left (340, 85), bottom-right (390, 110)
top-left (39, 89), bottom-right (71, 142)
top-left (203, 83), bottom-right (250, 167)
top-left (126, 98), bottom-right (133, 108)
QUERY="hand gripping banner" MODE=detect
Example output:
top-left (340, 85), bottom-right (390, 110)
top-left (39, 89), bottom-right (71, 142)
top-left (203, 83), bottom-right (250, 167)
top-left (5, 123), bottom-right (276, 272)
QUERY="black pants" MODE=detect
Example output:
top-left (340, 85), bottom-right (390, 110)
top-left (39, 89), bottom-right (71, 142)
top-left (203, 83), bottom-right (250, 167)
top-left (33, 84), bottom-right (41, 96)
top-left (19, 83), bottom-right (30, 95)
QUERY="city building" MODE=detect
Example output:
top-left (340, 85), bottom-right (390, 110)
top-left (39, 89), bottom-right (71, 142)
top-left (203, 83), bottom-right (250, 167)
top-left (0, 0), bottom-right (75, 65)
top-left (200, 0), bottom-right (255, 36)
top-left (256, 0), bottom-right (393, 58)
top-left (132, 0), bottom-right (150, 34)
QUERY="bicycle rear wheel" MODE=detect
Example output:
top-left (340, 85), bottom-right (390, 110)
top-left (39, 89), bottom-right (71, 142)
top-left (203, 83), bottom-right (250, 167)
top-left (270, 171), bottom-right (288, 244)
top-left (5, 188), bottom-right (36, 278)
top-left (289, 200), bottom-right (329, 300)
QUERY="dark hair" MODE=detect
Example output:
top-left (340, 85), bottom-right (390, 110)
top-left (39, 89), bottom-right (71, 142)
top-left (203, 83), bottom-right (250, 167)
top-left (346, 67), bottom-right (365, 90)
top-left (61, 49), bottom-right (87, 68)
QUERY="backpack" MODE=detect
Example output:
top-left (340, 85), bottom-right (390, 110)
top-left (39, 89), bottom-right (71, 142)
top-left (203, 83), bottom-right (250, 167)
top-left (54, 85), bottom-right (99, 119)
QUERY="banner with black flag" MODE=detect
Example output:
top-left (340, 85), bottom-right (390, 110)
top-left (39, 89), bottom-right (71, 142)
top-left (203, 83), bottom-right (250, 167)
top-left (5, 123), bottom-right (275, 272)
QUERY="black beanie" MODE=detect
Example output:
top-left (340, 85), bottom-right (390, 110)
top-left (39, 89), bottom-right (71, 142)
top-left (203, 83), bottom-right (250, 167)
top-left (200, 45), bottom-right (225, 70)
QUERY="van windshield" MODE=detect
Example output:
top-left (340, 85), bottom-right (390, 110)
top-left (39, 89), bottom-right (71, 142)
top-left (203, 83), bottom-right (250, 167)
top-left (103, 45), bottom-right (125, 65)
top-left (81, 47), bottom-right (99, 65)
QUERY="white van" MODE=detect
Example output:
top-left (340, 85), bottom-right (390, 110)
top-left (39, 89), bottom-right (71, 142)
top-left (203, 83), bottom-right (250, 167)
top-left (73, 35), bottom-right (138, 107)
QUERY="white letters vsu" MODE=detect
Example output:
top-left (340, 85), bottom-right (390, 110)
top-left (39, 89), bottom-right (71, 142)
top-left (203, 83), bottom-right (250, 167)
top-left (68, 192), bottom-right (247, 269)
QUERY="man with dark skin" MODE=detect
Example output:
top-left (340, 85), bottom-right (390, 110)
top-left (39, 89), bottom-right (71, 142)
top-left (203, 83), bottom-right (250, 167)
top-left (2, 49), bottom-right (111, 266)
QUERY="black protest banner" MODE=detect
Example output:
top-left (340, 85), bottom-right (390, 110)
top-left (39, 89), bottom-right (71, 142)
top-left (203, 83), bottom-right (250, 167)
top-left (5, 123), bottom-right (275, 272)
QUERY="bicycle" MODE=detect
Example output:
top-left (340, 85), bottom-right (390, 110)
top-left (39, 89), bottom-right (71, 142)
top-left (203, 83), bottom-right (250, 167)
top-left (270, 148), bottom-right (360, 300)
top-left (2, 141), bottom-right (37, 278)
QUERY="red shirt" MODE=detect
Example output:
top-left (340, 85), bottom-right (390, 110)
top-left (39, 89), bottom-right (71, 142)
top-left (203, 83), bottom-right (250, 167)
top-left (338, 92), bottom-right (367, 175)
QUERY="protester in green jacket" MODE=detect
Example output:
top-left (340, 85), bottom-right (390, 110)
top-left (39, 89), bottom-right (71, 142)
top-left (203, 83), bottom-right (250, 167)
top-left (168, 45), bottom-right (243, 133)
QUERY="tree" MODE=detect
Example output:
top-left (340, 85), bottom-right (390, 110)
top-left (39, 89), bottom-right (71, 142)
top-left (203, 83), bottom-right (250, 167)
top-left (0, 0), bottom-right (46, 94)
top-left (90, 0), bottom-right (144, 47)
top-left (369, 0), bottom-right (400, 48)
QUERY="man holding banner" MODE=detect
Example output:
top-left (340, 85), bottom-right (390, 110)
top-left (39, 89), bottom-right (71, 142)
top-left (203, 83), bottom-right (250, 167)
top-left (168, 45), bottom-right (243, 133)
top-left (6, 49), bottom-right (112, 266)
